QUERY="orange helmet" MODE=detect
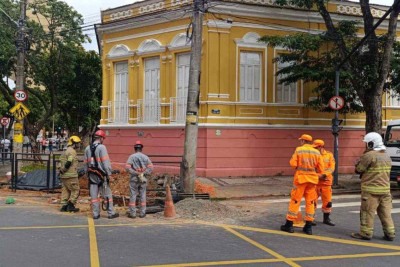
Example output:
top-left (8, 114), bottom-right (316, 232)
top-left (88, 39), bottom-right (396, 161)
top-left (313, 139), bottom-right (325, 148)
top-left (94, 130), bottom-right (106, 139)
top-left (298, 134), bottom-right (312, 142)
top-left (134, 140), bottom-right (143, 149)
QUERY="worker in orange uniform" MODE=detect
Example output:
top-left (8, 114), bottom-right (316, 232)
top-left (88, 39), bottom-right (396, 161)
top-left (312, 139), bottom-right (335, 226)
top-left (281, 134), bottom-right (325, 235)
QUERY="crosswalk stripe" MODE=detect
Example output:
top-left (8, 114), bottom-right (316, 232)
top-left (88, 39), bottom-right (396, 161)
top-left (249, 194), bottom-right (361, 204)
top-left (302, 200), bottom-right (400, 208)
top-left (349, 208), bottom-right (400, 214)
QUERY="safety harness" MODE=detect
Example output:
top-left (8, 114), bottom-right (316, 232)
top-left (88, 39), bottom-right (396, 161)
top-left (88, 143), bottom-right (109, 211)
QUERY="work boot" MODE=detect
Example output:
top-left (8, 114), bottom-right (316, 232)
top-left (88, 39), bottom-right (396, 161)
top-left (108, 213), bottom-right (119, 219)
top-left (66, 201), bottom-right (80, 213)
top-left (351, 233), bottom-right (371, 240)
top-left (323, 213), bottom-right (335, 226)
top-left (303, 221), bottom-right (313, 235)
top-left (139, 213), bottom-right (146, 218)
top-left (93, 215), bottom-right (100, 220)
top-left (60, 204), bottom-right (68, 212)
top-left (127, 213), bottom-right (137, 219)
top-left (383, 234), bottom-right (395, 241)
top-left (280, 220), bottom-right (294, 233)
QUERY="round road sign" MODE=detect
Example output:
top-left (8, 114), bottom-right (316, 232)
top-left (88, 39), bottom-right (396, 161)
top-left (328, 96), bottom-right (345, 110)
top-left (14, 90), bottom-right (27, 102)
top-left (1, 117), bottom-right (10, 126)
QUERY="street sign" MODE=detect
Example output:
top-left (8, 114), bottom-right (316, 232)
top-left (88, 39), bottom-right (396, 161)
top-left (9, 102), bottom-right (30, 120)
top-left (14, 90), bottom-right (28, 102)
top-left (328, 96), bottom-right (345, 110)
top-left (0, 117), bottom-right (10, 126)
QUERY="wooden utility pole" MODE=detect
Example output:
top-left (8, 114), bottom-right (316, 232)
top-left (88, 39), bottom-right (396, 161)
top-left (182, 0), bottom-right (204, 193)
top-left (14, 0), bottom-right (27, 154)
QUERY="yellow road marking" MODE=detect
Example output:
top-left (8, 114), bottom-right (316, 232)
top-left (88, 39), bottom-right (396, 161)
top-left (88, 217), bottom-right (100, 267)
top-left (292, 251), bottom-right (400, 261)
top-left (139, 258), bottom-right (282, 266)
top-left (201, 222), bottom-right (400, 251)
top-left (140, 251), bottom-right (400, 266)
top-left (224, 226), bottom-right (301, 267)
top-left (0, 225), bottom-right (88, 230)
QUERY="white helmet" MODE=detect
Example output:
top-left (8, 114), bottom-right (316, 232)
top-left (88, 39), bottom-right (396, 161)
top-left (363, 132), bottom-right (386, 151)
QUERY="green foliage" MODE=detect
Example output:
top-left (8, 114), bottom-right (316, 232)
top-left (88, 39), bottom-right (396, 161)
top-left (21, 163), bottom-right (48, 172)
top-left (0, 0), bottom-right (101, 141)
top-left (260, 1), bottom-right (399, 120)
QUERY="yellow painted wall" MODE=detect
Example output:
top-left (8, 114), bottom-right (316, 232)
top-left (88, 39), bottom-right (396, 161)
top-left (99, 1), bottom-right (398, 128)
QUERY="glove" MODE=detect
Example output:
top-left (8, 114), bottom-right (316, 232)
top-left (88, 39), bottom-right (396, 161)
top-left (59, 168), bottom-right (67, 175)
top-left (138, 173), bottom-right (147, 183)
top-left (318, 174), bottom-right (327, 180)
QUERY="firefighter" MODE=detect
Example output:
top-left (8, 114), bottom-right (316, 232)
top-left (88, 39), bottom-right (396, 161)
top-left (59, 136), bottom-right (81, 212)
top-left (125, 141), bottom-right (153, 218)
top-left (312, 139), bottom-right (335, 226)
top-left (351, 132), bottom-right (395, 241)
top-left (281, 134), bottom-right (324, 235)
top-left (84, 130), bottom-right (119, 219)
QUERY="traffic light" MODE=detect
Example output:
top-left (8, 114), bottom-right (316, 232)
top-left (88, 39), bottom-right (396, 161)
top-left (332, 118), bottom-right (343, 135)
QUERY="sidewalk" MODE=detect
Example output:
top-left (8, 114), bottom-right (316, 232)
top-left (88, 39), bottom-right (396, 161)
top-left (197, 175), bottom-right (362, 199)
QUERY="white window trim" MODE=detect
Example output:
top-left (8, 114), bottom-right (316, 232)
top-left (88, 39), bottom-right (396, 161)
top-left (235, 32), bottom-right (268, 103)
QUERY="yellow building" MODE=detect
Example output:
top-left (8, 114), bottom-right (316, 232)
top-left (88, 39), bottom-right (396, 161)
top-left (95, 0), bottom-right (400, 177)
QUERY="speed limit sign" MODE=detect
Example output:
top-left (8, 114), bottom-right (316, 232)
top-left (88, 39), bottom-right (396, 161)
top-left (1, 117), bottom-right (10, 126)
top-left (14, 90), bottom-right (28, 102)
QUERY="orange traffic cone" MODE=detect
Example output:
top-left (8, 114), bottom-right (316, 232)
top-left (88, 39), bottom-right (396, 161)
top-left (293, 207), bottom-right (305, 228)
top-left (164, 186), bottom-right (176, 218)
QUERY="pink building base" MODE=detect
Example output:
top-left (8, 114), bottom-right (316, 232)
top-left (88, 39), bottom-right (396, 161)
top-left (104, 127), bottom-right (366, 178)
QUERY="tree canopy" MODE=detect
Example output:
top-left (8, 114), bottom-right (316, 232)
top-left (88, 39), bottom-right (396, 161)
top-left (0, 0), bottom-right (101, 143)
top-left (261, 0), bottom-right (400, 133)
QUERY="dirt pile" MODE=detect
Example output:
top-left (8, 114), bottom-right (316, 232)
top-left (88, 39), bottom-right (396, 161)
top-left (171, 198), bottom-right (249, 223)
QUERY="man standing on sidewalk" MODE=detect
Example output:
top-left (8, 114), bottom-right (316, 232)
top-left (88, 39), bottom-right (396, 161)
top-left (313, 139), bottom-right (335, 226)
top-left (280, 134), bottom-right (324, 235)
top-left (352, 132), bottom-right (395, 241)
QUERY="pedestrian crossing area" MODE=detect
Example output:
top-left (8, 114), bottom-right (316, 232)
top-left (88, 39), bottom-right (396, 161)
top-left (249, 194), bottom-right (400, 214)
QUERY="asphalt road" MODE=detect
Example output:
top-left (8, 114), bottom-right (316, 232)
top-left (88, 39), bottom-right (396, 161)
top-left (1, 192), bottom-right (400, 267)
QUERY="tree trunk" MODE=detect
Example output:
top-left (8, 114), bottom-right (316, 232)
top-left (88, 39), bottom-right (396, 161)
top-left (364, 88), bottom-right (383, 133)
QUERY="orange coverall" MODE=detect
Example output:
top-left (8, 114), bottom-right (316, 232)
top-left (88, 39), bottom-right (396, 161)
top-left (315, 149), bottom-right (335, 214)
top-left (286, 144), bottom-right (324, 222)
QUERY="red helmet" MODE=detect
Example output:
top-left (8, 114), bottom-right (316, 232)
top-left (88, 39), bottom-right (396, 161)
top-left (94, 130), bottom-right (106, 139)
top-left (134, 140), bottom-right (143, 148)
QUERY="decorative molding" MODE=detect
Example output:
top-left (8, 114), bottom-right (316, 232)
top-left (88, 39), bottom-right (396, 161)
top-left (109, 9), bottom-right (133, 21)
top-left (207, 20), bottom-right (233, 30)
top-left (139, 1), bottom-right (165, 14)
top-left (208, 93), bottom-right (230, 99)
top-left (171, 0), bottom-right (191, 7)
top-left (107, 44), bottom-right (134, 59)
top-left (235, 32), bottom-right (267, 48)
top-left (337, 4), bottom-right (385, 18)
top-left (239, 108), bottom-right (264, 115)
top-left (136, 39), bottom-right (166, 55)
top-left (129, 59), bottom-right (139, 68)
top-left (167, 33), bottom-right (191, 51)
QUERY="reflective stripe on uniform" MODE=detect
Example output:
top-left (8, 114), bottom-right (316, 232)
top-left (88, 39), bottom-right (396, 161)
top-left (361, 185), bottom-right (391, 194)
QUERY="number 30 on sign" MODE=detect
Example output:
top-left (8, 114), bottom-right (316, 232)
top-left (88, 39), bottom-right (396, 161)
top-left (14, 90), bottom-right (27, 102)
